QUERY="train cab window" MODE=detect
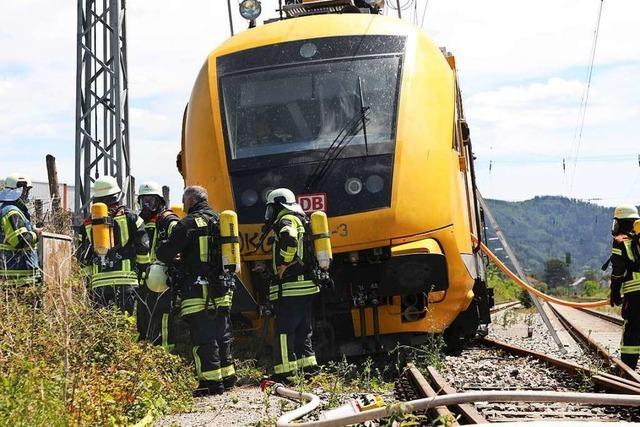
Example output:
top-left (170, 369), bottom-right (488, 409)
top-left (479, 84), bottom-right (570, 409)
top-left (221, 56), bottom-right (400, 160)
top-left (217, 35), bottom-right (405, 166)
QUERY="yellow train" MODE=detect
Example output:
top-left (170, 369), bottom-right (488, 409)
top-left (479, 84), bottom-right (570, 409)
top-left (178, 0), bottom-right (492, 356)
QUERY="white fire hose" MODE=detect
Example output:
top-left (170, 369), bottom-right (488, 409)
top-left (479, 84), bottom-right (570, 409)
top-left (271, 383), bottom-right (640, 427)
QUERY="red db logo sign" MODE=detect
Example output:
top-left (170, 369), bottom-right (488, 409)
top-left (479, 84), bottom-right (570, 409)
top-left (297, 193), bottom-right (327, 213)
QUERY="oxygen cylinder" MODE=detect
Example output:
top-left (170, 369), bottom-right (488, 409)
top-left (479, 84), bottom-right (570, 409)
top-left (634, 220), bottom-right (640, 235)
top-left (171, 203), bottom-right (185, 219)
top-left (91, 202), bottom-right (112, 257)
top-left (219, 210), bottom-right (241, 274)
top-left (147, 262), bottom-right (169, 293)
top-left (310, 211), bottom-right (332, 270)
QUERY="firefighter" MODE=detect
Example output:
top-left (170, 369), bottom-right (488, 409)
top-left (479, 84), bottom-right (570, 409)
top-left (156, 186), bottom-right (236, 396)
top-left (609, 204), bottom-right (640, 369)
top-left (136, 181), bottom-right (180, 351)
top-left (79, 176), bottom-right (149, 314)
top-left (0, 174), bottom-right (41, 290)
top-left (264, 188), bottom-right (320, 383)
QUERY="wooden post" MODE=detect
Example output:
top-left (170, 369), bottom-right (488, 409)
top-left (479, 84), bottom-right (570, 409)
top-left (46, 155), bottom-right (61, 211)
top-left (162, 185), bottom-right (170, 206)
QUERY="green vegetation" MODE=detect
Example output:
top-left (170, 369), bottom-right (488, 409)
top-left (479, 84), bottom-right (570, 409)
top-left (486, 196), bottom-right (614, 275)
top-left (0, 271), bottom-right (194, 426)
top-left (487, 264), bottom-right (523, 303)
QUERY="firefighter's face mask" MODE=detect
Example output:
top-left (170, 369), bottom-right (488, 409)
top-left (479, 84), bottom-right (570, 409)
top-left (264, 203), bottom-right (277, 224)
top-left (140, 195), bottom-right (162, 213)
top-left (18, 186), bottom-right (31, 203)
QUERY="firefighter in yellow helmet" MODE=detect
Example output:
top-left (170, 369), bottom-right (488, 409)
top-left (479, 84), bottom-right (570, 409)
top-left (136, 181), bottom-right (180, 351)
top-left (264, 188), bottom-right (322, 383)
top-left (78, 176), bottom-right (150, 314)
top-left (609, 204), bottom-right (640, 369)
top-left (0, 174), bottom-right (42, 293)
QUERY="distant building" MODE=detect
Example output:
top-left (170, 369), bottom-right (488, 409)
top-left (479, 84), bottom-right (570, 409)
top-left (1, 180), bottom-right (75, 212)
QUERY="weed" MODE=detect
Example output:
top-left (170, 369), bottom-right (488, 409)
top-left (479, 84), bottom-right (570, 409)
top-left (390, 335), bottom-right (447, 372)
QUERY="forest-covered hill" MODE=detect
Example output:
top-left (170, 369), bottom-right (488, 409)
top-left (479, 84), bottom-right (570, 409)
top-left (484, 196), bottom-right (621, 276)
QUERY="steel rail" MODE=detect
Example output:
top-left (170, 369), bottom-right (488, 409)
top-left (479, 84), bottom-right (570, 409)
top-left (405, 364), bottom-right (459, 425)
top-left (576, 306), bottom-right (624, 326)
top-left (425, 366), bottom-right (489, 424)
top-left (482, 337), bottom-right (640, 395)
top-left (490, 300), bottom-right (521, 314)
top-left (548, 303), bottom-right (640, 384)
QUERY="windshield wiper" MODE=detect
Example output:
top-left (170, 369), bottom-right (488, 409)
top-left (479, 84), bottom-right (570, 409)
top-left (357, 76), bottom-right (370, 156)
top-left (304, 107), bottom-right (370, 192)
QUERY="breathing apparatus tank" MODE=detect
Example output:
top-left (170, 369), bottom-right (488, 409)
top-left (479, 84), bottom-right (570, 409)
top-left (219, 210), bottom-right (241, 274)
top-left (171, 203), bottom-right (186, 220)
top-left (310, 211), bottom-right (332, 270)
top-left (91, 202), bottom-right (113, 262)
top-left (634, 220), bottom-right (640, 235)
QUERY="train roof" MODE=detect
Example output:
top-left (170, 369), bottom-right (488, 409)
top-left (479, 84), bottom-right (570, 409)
top-left (209, 14), bottom-right (432, 60)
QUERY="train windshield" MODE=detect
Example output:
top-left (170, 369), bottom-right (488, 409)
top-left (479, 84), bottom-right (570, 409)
top-left (220, 55), bottom-right (401, 161)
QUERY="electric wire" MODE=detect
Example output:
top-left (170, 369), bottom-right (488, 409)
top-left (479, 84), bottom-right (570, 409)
top-left (419, 0), bottom-right (429, 28)
top-left (568, 0), bottom-right (605, 196)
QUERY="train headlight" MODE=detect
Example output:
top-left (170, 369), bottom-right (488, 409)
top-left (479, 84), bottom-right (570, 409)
top-left (241, 189), bottom-right (258, 207)
top-left (365, 175), bottom-right (384, 194)
top-left (239, 0), bottom-right (262, 21)
top-left (345, 178), bottom-right (363, 195)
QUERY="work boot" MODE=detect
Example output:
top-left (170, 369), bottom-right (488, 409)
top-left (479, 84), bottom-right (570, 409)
top-left (193, 380), bottom-right (224, 397)
top-left (271, 374), bottom-right (295, 386)
top-left (223, 375), bottom-right (237, 390)
top-left (302, 365), bottom-right (321, 379)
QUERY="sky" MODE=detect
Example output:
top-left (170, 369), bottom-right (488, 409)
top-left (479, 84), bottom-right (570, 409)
top-left (0, 0), bottom-right (638, 207)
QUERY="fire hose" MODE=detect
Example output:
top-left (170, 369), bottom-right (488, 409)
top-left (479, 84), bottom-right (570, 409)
top-left (271, 383), bottom-right (640, 427)
top-left (472, 235), bottom-right (609, 308)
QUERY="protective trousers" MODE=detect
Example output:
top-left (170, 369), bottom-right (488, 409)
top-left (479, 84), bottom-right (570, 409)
top-left (273, 295), bottom-right (318, 379)
top-left (136, 286), bottom-right (174, 351)
top-left (621, 292), bottom-right (640, 369)
top-left (184, 310), bottom-right (235, 387)
top-left (91, 285), bottom-right (136, 315)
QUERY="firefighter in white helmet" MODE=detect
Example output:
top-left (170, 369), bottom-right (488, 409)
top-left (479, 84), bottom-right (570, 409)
top-left (136, 181), bottom-right (180, 351)
top-left (608, 204), bottom-right (640, 369)
top-left (0, 173), bottom-right (41, 294)
top-left (264, 188), bottom-right (321, 383)
top-left (78, 176), bottom-right (149, 314)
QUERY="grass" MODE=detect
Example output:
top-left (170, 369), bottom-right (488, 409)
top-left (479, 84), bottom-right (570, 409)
top-left (0, 266), bottom-right (194, 426)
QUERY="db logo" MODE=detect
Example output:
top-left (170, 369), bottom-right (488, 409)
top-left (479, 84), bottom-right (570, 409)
top-left (297, 193), bottom-right (327, 213)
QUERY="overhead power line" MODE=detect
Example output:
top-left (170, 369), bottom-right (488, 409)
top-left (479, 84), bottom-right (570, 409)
top-left (568, 0), bottom-right (605, 195)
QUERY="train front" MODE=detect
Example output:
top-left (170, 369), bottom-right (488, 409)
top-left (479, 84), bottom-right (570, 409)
top-left (180, 7), bottom-right (488, 357)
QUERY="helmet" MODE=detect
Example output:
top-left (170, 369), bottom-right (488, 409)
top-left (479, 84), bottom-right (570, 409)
top-left (93, 176), bottom-right (121, 199)
top-left (265, 188), bottom-right (304, 222)
top-left (266, 188), bottom-right (296, 205)
top-left (613, 205), bottom-right (640, 220)
top-left (138, 181), bottom-right (164, 200)
top-left (4, 173), bottom-right (32, 189)
top-left (146, 262), bottom-right (169, 293)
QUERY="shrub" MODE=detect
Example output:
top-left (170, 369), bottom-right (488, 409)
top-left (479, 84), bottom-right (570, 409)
top-left (0, 267), bottom-right (194, 426)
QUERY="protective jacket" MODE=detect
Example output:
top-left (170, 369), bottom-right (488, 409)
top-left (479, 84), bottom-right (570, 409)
top-left (0, 201), bottom-right (40, 285)
top-left (611, 234), bottom-right (640, 296)
top-left (269, 211), bottom-right (319, 301)
top-left (80, 206), bottom-right (149, 289)
top-left (156, 201), bottom-right (232, 313)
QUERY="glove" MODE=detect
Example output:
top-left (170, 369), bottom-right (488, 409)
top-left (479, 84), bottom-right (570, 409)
top-left (610, 282), bottom-right (622, 307)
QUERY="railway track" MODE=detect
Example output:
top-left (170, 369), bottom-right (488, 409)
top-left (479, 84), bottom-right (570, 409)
top-left (397, 342), bottom-right (640, 424)
top-left (490, 300), bottom-right (521, 314)
top-left (548, 302), bottom-right (640, 383)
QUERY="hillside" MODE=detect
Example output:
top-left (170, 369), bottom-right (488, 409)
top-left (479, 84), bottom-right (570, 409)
top-left (484, 196), bottom-right (618, 276)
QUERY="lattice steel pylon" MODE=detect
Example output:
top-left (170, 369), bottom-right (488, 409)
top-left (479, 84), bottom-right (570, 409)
top-left (74, 0), bottom-right (131, 219)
